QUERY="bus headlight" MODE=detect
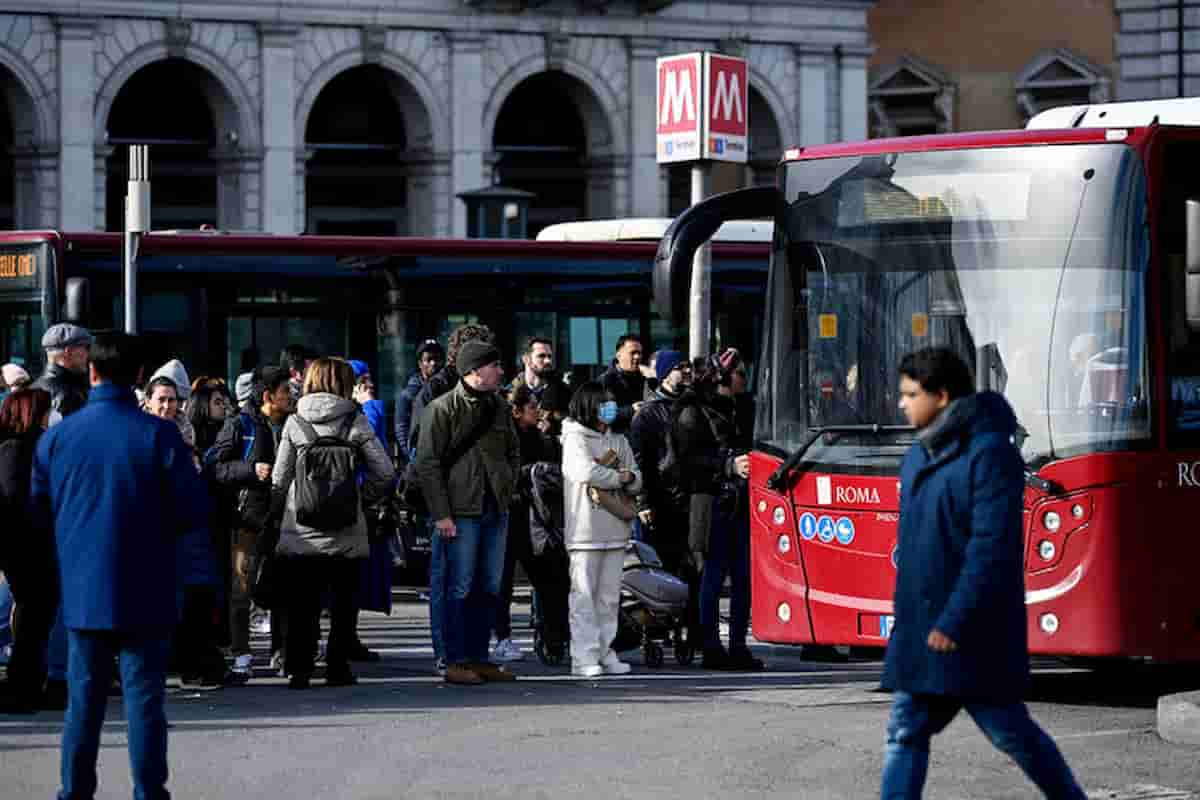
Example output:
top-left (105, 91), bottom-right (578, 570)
top-left (1043, 511), bottom-right (1061, 532)
top-left (1038, 540), bottom-right (1056, 561)
top-left (777, 534), bottom-right (791, 555)
top-left (757, 500), bottom-right (767, 513)
top-left (773, 506), bottom-right (786, 526)
top-left (1071, 504), bottom-right (1084, 519)
top-left (1039, 613), bottom-right (1059, 634)
top-left (777, 603), bottom-right (792, 623)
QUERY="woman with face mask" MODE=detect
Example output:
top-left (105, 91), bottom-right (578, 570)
top-left (560, 381), bottom-right (642, 678)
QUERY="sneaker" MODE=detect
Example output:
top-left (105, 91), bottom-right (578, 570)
top-left (572, 663), bottom-right (604, 678)
top-left (600, 651), bottom-right (631, 675)
top-left (444, 664), bottom-right (484, 685)
top-left (727, 645), bottom-right (765, 671)
top-left (491, 638), bottom-right (525, 663)
top-left (231, 653), bottom-right (253, 679)
top-left (433, 657), bottom-right (446, 677)
top-left (468, 662), bottom-right (517, 682)
top-left (314, 639), bottom-right (326, 665)
top-left (269, 650), bottom-right (286, 678)
top-left (249, 610), bottom-right (271, 636)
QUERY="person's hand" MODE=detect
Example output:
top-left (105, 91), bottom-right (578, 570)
top-left (255, 463), bottom-right (272, 481)
top-left (637, 509), bottom-right (654, 526)
top-left (435, 517), bottom-right (457, 539)
top-left (618, 469), bottom-right (636, 485)
top-left (353, 384), bottom-right (375, 404)
top-left (733, 454), bottom-right (750, 479)
top-left (927, 629), bottom-right (957, 653)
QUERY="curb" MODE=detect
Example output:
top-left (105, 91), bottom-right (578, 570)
top-left (1157, 690), bottom-right (1200, 746)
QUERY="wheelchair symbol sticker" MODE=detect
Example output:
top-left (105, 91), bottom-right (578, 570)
top-left (835, 517), bottom-right (855, 545)
top-left (817, 516), bottom-right (836, 543)
top-left (799, 512), bottom-right (817, 540)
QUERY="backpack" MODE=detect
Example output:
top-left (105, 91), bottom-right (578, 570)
top-left (291, 414), bottom-right (361, 531)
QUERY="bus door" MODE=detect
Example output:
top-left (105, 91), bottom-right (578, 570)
top-left (1155, 130), bottom-right (1200, 661)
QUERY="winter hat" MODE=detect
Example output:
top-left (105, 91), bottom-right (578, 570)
top-left (348, 360), bottom-right (370, 379)
top-left (708, 347), bottom-right (742, 382)
top-left (150, 359), bottom-right (191, 403)
top-left (457, 340), bottom-right (501, 376)
top-left (2, 363), bottom-right (30, 388)
top-left (654, 350), bottom-right (686, 383)
top-left (235, 372), bottom-right (255, 405)
top-left (41, 323), bottom-right (93, 350)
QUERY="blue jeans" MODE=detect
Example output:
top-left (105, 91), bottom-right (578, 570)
top-left (442, 497), bottom-right (508, 665)
top-left (60, 628), bottom-right (172, 800)
top-left (429, 521), bottom-right (446, 662)
top-left (881, 691), bottom-right (1087, 800)
top-left (699, 497), bottom-right (751, 650)
top-left (47, 607), bottom-right (68, 681)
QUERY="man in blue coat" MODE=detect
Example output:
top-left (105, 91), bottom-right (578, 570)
top-left (881, 347), bottom-right (1085, 800)
top-left (31, 332), bottom-right (207, 800)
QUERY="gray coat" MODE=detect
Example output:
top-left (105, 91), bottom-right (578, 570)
top-left (271, 393), bottom-right (395, 559)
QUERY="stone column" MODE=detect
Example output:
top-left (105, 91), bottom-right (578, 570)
top-left (449, 31), bottom-right (486, 238)
top-left (93, 145), bottom-right (112, 231)
top-left (407, 154), bottom-right (452, 236)
top-left (294, 148), bottom-right (312, 232)
top-left (585, 158), bottom-right (617, 219)
top-left (213, 146), bottom-right (253, 230)
top-left (795, 43), bottom-right (831, 146)
top-left (56, 17), bottom-right (97, 230)
top-left (628, 37), bottom-right (662, 217)
top-left (259, 24), bottom-right (299, 233)
top-left (10, 149), bottom-right (44, 229)
top-left (838, 44), bottom-right (873, 143)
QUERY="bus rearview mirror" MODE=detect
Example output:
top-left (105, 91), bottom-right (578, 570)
top-left (1187, 199), bottom-right (1200, 332)
top-left (64, 277), bottom-right (90, 325)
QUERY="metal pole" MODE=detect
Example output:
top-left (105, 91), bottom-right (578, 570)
top-left (688, 161), bottom-right (712, 359)
top-left (124, 145), bottom-right (150, 334)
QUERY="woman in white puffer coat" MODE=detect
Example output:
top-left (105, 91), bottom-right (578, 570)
top-left (561, 381), bottom-right (642, 678)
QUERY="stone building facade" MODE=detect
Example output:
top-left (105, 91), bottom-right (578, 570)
top-left (0, 1), bottom-right (874, 236)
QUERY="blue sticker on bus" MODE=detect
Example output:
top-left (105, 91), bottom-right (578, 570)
top-left (817, 516), bottom-right (836, 543)
top-left (799, 512), bottom-right (817, 540)
top-left (835, 517), bottom-right (855, 545)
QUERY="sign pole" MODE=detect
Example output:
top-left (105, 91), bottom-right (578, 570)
top-left (689, 161), bottom-right (711, 360)
top-left (124, 145), bottom-right (150, 335)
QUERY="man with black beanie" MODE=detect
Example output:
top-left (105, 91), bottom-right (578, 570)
top-left (415, 339), bottom-right (520, 685)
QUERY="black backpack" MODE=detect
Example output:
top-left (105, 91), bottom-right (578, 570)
top-left (291, 414), bottom-right (361, 531)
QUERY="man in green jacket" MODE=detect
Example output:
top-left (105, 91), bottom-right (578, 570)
top-left (415, 340), bottom-right (520, 685)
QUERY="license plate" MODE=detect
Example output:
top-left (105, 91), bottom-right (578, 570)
top-left (880, 615), bottom-right (895, 639)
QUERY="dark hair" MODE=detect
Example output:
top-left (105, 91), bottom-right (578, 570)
top-left (446, 324), bottom-right (494, 368)
top-left (898, 347), bottom-right (975, 401)
top-left (540, 381), bottom-right (569, 416)
top-left (568, 381), bottom-right (611, 431)
top-left (614, 334), bottom-right (641, 353)
top-left (279, 344), bottom-right (315, 374)
top-left (0, 388), bottom-right (52, 436)
top-left (144, 376), bottom-right (179, 401)
top-left (525, 336), bottom-right (553, 355)
top-left (254, 366), bottom-right (290, 406)
top-left (187, 383), bottom-right (227, 451)
top-left (90, 332), bottom-right (143, 387)
top-left (417, 339), bottom-right (444, 360)
top-left (510, 383), bottom-right (537, 412)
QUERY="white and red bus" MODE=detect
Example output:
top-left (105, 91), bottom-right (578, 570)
top-left (656, 97), bottom-right (1200, 663)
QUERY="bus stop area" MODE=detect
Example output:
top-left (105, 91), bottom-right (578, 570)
top-left (1, 590), bottom-right (1197, 800)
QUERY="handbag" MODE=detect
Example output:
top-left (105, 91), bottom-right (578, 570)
top-left (589, 486), bottom-right (638, 522)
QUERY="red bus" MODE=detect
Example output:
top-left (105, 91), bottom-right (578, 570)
top-left (655, 97), bottom-right (1200, 663)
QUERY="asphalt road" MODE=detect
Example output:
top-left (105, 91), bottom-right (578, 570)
top-left (2, 592), bottom-right (1198, 800)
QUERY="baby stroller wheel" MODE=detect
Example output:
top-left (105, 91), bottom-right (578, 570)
top-left (643, 641), bottom-right (665, 668)
top-left (673, 635), bottom-right (695, 666)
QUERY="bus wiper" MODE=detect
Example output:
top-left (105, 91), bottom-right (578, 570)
top-left (766, 424), bottom-right (915, 492)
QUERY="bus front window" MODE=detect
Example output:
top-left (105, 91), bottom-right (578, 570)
top-left (0, 302), bottom-right (44, 376)
top-left (757, 143), bottom-right (1150, 471)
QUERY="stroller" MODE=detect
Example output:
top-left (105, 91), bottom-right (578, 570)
top-left (528, 462), bottom-right (694, 668)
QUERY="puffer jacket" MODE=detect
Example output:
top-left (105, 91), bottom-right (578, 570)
top-left (561, 418), bottom-right (642, 550)
top-left (414, 381), bottom-right (520, 521)
top-left (271, 393), bottom-right (395, 559)
top-left (629, 385), bottom-right (687, 513)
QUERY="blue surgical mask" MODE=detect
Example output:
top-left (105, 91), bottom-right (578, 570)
top-left (598, 400), bottom-right (619, 425)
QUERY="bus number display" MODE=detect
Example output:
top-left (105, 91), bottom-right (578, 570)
top-left (0, 253), bottom-right (36, 280)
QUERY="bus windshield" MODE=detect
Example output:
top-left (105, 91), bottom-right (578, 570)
top-left (0, 300), bottom-right (44, 375)
top-left (756, 143), bottom-right (1150, 472)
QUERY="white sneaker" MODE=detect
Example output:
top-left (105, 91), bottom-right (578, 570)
top-left (434, 658), bottom-right (446, 677)
top-left (600, 651), bottom-right (631, 675)
top-left (269, 650), bottom-right (286, 678)
top-left (492, 638), bottom-right (526, 662)
top-left (249, 610), bottom-right (271, 635)
top-left (572, 664), bottom-right (604, 678)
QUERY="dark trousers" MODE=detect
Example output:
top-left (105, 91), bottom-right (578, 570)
top-left (700, 498), bottom-right (751, 650)
top-left (59, 628), bottom-right (171, 800)
top-left (496, 503), bottom-right (534, 642)
top-left (279, 555), bottom-right (358, 679)
top-left (3, 540), bottom-right (58, 695)
top-left (173, 586), bottom-right (225, 680)
top-left (648, 506), bottom-right (701, 643)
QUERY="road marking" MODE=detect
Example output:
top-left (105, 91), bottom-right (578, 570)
top-left (1086, 787), bottom-right (1197, 799)
top-left (1057, 727), bottom-right (1151, 740)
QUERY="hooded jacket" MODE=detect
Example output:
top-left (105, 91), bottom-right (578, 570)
top-left (32, 363), bottom-right (89, 424)
top-left (271, 393), bottom-right (395, 559)
top-left (560, 418), bottom-right (642, 550)
top-left (408, 365), bottom-right (458, 452)
top-left (881, 391), bottom-right (1030, 702)
top-left (672, 386), bottom-right (746, 497)
top-left (150, 359), bottom-right (192, 405)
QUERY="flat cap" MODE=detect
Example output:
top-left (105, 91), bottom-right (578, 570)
top-left (41, 323), bottom-right (93, 350)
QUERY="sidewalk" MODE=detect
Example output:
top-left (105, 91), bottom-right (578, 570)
top-left (1158, 691), bottom-right (1200, 746)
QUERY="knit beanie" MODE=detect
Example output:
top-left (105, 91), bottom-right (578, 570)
top-left (349, 360), bottom-right (369, 379)
top-left (654, 350), bottom-right (686, 383)
top-left (457, 340), bottom-right (501, 376)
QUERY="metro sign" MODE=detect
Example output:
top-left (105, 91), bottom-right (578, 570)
top-left (656, 52), bottom-right (748, 164)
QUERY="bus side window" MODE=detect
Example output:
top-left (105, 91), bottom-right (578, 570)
top-left (1161, 141), bottom-right (1200, 445)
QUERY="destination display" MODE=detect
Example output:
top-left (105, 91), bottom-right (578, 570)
top-left (0, 242), bottom-right (43, 293)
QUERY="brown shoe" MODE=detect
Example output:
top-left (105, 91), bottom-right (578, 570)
top-left (444, 665), bottom-right (484, 685)
top-left (468, 662), bottom-right (517, 682)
